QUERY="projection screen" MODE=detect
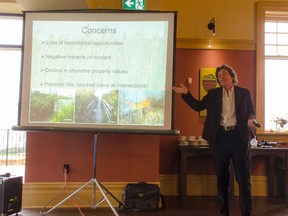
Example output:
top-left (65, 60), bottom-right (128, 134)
top-left (16, 10), bottom-right (177, 134)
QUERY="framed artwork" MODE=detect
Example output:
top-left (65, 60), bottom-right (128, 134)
top-left (199, 68), bottom-right (219, 116)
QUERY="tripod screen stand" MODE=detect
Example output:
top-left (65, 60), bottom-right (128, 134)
top-left (40, 133), bottom-right (122, 216)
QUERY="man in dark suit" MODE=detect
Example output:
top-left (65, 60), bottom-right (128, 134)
top-left (173, 64), bottom-right (257, 216)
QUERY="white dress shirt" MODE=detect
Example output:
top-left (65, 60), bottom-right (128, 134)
top-left (220, 86), bottom-right (237, 127)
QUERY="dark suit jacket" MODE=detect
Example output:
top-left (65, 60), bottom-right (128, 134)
top-left (182, 85), bottom-right (256, 146)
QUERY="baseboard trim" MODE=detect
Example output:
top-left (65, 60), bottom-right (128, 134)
top-left (22, 175), bottom-right (268, 208)
top-left (22, 181), bottom-right (158, 209)
top-left (159, 175), bottom-right (268, 196)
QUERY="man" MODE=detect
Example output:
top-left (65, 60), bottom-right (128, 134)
top-left (173, 64), bottom-right (257, 216)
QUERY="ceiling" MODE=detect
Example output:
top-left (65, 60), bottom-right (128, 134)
top-left (0, 0), bottom-right (125, 14)
top-left (14, 0), bottom-right (89, 10)
top-left (0, 0), bottom-right (91, 12)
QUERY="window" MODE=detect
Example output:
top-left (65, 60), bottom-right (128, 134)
top-left (265, 19), bottom-right (288, 131)
top-left (256, 3), bottom-right (288, 132)
top-left (0, 15), bottom-right (22, 45)
top-left (0, 14), bottom-right (25, 177)
top-left (0, 14), bottom-right (23, 128)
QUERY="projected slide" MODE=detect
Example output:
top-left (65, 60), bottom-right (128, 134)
top-left (19, 11), bottom-right (176, 131)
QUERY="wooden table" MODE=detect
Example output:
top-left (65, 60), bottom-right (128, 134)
top-left (178, 146), bottom-right (288, 205)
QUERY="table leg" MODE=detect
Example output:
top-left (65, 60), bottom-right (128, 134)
top-left (179, 151), bottom-right (187, 197)
top-left (268, 155), bottom-right (274, 196)
top-left (285, 152), bottom-right (288, 206)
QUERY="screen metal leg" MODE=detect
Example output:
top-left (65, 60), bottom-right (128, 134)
top-left (40, 134), bottom-right (120, 216)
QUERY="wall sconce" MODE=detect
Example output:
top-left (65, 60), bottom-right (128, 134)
top-left (208, 18), bottom-right (215, 35)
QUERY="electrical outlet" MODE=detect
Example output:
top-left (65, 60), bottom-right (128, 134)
top-left (63, 164), bottom-right (70, 174)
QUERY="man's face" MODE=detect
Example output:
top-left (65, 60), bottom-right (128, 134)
top-left (217, 69), bottom-right (233, 88)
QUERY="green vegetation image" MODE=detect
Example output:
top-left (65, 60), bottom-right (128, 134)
top-left (30, 89), bottom-right (74, 123)
top-left (75, 89), bottom-right (119, 124)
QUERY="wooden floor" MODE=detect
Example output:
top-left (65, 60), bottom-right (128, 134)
top-left (18, 196), bottom-right (288, 216)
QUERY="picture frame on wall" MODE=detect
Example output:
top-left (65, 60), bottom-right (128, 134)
top-left (199, 68), bottom-right (219, 116)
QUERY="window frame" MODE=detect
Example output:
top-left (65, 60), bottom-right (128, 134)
top-left (256, 2), bottom-right (288, 133)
